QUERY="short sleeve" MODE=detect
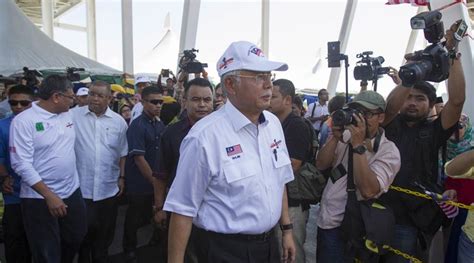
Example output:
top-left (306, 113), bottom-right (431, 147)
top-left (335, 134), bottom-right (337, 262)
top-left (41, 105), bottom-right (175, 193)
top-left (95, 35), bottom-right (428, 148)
top-left (163, 134), bottom-right (212, 217)
top-left (127, 119), bottom-right (146, 156)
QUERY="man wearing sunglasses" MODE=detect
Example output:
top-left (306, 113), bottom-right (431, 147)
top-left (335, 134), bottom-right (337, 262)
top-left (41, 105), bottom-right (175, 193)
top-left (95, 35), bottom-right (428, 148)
top-left (0, 84), bottom-right (33, 262)
top-left (165, 41), bottom-right (296, 263)
top-left (123, 86), bottom-right (165, 261)
top-left (10, 75), bottom-right (87, 263)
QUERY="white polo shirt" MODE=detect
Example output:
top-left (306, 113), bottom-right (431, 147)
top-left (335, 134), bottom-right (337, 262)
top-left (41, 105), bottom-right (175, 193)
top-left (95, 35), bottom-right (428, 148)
top-left (304, 102), bottom-right (328, 131)
top-left (317, 130), bottom-right (401, 229)
top-left (71, 106), bottom-right (128, 201)
top-left (131, 102), bottom-right (143, 122)
top-left (164, 101), bottom-right (294, 234)
top-left (10, 102), bottom-right (80, 199)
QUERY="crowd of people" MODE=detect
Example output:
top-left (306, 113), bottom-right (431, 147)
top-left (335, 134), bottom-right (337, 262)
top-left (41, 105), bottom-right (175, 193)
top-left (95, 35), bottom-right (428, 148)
top-left (0, 21), bottom-right (472, 263)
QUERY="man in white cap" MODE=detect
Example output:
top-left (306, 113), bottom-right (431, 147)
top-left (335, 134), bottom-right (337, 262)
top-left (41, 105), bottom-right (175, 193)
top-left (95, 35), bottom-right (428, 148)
top-left (75, 87), bottom-right (89, 107)
top-left (164, 41), bottom-right (296, 263)
top-left (130, 75), bottom-right (151, 122)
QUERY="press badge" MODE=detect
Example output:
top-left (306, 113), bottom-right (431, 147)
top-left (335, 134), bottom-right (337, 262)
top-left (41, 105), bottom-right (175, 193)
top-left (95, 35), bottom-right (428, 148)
top-left (330, 163), bottom-right (347, 183)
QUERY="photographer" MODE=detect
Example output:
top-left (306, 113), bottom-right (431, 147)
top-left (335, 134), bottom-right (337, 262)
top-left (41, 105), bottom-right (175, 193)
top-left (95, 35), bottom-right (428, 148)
top-left (380, 21), bottom-right (466, 262)
top-left (315, 91), bottom-right (400, 262)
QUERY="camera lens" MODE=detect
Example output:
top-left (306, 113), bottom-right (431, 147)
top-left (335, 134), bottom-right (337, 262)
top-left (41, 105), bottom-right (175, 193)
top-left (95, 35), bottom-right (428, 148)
top-left (399, 60), bottom-right (432, 86)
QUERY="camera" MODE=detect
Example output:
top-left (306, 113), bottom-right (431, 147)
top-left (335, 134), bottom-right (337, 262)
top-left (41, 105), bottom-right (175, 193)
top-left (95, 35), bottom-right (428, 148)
top-left (179, 49), bottom-right (208, 74)
top-left (399, 11), bottom-right (450, 86)
top-left (353, 51), bottom-right (390, 81)
top-left (22, 67), bottom-right (42, 88)
top-left (161, 69), bottom-right (170, 78)
top-left (66, 67), bottom-right (85, 82)
top-left (332, 107), bottom-right (361, 127)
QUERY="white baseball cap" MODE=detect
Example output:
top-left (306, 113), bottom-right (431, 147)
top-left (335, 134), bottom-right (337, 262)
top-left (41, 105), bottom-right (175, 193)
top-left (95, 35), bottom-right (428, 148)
top-left (216, 41), bottom-right (288, 77)
top-left (135, 75), bottom-right (151, 85)
top-left (76, 87), bottom-right (89, 96)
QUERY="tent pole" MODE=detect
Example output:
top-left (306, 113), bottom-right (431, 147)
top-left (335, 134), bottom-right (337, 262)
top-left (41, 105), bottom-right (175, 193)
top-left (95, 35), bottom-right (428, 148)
top-left (86, 0), bottom-right (97, 60)
top-left (178, 0), bottom-right (201, 73)
top-left (121, 0), bottom-right (134, 74)
top-left (261, 0), bottom-right (270, 56)
top-left (326, 0), bottom-right (358, 97)
top-left (41, 0), bottom-right (54, 39)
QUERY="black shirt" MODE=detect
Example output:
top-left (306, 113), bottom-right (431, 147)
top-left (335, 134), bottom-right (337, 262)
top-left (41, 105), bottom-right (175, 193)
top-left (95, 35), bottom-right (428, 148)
top-left (381, 114), bottom-right (456, 225)
top-left (125, 112), bottom-right (165, 194)
top-left (155, 116), bottom-right (192, 187)
top-left (281, 112), bottom-right (312, 208)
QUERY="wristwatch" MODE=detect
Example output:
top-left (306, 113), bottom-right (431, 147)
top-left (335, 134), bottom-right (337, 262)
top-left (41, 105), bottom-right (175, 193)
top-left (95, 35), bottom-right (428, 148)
top-left (353, 145), bottom-right (367, 155)
top-left (280, 223), bottom-right (293, 231)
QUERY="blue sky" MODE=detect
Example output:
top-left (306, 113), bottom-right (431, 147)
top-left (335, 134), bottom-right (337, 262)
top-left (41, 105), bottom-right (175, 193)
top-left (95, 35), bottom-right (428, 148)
top-left (52, 0), bottom-right (429, 97)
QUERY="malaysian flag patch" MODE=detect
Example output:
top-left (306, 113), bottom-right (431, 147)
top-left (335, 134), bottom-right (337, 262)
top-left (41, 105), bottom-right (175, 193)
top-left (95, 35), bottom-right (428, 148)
top-left (226, 144), bottom-right (243, 156)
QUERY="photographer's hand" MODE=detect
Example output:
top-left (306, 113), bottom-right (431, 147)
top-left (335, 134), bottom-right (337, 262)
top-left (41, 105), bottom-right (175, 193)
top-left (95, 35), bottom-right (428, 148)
top-left (388, 67), bottom-right (401, 85)
top-left (445, 20), bottom-right (462, 51)
top-left (347, 113), bottom-right (366, 146)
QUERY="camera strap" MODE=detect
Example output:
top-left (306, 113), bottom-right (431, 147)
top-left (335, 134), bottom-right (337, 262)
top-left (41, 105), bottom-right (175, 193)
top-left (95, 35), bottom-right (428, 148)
top-left (311, 102), bottom-right (317, 118)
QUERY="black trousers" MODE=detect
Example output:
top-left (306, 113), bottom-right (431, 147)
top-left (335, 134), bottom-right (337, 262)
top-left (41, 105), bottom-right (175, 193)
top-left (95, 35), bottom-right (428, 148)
top-left (2, 203), bottom-right (31, 263)
top-left (122, 194), bottom-right (153, 253)
top-left (78, 196), bottom-right (118, 263)
top-left (194, 226), bottom-right (280, 263)
top-left (21, 188), bottom-right (87, 263)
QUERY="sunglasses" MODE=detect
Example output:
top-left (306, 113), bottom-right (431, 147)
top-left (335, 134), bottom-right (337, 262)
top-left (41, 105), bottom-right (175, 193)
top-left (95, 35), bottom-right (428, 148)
top-left (8, 100), bottom-right (32, 107)
top-left (144, 99), bottom-right (164, 105)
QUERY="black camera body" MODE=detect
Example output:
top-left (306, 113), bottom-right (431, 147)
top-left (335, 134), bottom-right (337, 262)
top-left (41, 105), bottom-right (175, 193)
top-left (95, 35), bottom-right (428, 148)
top-left (22, 67), bottom-right (42, 88)
top-left (353, 51), bottom-right (390, 81)
top-left (66, 67), bottom-right (85, 82)
top-left (399, 11), bottom-right (450, 87)
top-left (179, 49), bottom-right (208, 74)
top-left (332, 107), bottom-right (361, 127)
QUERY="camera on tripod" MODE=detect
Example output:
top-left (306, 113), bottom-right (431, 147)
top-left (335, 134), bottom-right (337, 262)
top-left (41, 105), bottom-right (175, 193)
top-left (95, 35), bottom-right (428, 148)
top-left (398, 11), bottom-right (455, 87)
top-left (353, 51), bottom-right (390, 82)
top-left (178, 49), bottom-right (208, 74)
top-left (66, 67), bottom-right (85, 82)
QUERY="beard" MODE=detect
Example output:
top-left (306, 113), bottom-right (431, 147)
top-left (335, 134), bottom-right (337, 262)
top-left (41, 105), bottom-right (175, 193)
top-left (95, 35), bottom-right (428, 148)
top-left (400, 112), bottom-right (426, 122)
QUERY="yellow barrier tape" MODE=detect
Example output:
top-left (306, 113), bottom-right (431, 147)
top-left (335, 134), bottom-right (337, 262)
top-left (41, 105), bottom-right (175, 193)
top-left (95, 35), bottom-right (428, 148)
top-left (389, 185), bottom-right (474, 211)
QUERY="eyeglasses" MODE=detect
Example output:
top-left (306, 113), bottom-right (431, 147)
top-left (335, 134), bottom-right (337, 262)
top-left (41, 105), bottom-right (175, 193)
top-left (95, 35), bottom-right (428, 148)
top-left (58, 93), bottom-right (75, 100)
top-left (8, 100), bottom-right (32, 107)
top-left (88, 91), bottom-right (108, 99)
top-left (362, 111), bottom-right (382, 119)
top-left (236, 73), bottom-right (273, 83)
top-left (190, 97), bottom-right (213, 103)
top-left (143, 99), bottom-right (164, 105)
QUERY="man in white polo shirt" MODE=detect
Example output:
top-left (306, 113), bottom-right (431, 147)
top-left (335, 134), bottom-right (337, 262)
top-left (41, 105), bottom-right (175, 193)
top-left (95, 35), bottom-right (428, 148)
top-left (72, 80), bottom-right (128, 263)
top-left (165, 41), bottom-right (296, 263)
top-left (10, 75), bottom-right (87, 263)
top-left (130, 75), bottom-right (151, 122)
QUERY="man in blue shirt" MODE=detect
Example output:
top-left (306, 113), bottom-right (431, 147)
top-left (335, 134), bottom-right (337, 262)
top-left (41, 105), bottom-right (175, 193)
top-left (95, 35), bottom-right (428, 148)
top-left (123, 86), bottom-right (166, 262)
top-left (0, 84), bottom-right (34, 262)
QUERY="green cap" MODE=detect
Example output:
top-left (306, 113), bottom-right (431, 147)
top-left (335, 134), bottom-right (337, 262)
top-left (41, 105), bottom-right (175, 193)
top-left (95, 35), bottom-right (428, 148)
top-left (348, 91), bottom-right (386, 111)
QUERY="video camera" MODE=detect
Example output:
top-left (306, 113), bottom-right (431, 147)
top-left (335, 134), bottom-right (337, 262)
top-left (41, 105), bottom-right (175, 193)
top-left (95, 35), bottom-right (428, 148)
top-left (178, 49), bottom-right (208, 74)
top-left (22, 67), bottom-right (42, 88)
top-left (66, 67), bottom-right (85, 82)
top-left (353, 51), bottom-right (390, 82)
top-left (398, 11), bottom-right (454, 86)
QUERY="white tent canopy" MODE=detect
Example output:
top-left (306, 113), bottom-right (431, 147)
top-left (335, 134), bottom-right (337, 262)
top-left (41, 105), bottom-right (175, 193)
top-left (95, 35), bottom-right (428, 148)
top-left (134, 13), bottom-right (179, 75)
top-left (0, 0), bottom-right (120, 76)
